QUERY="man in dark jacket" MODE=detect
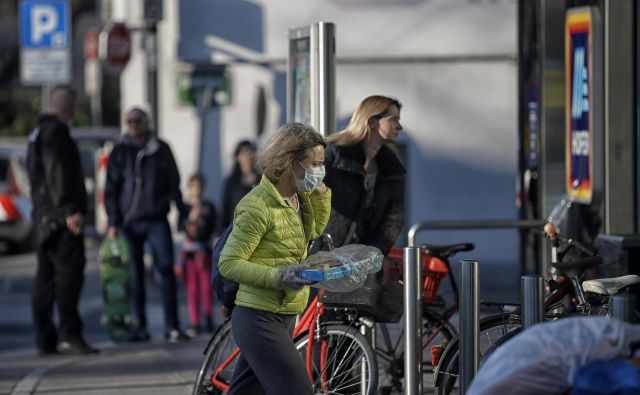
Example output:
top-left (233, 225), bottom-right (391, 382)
top-left (27, 86), bottom-right (98, 355)
top-left (105, 107), bottom-right (188, 342)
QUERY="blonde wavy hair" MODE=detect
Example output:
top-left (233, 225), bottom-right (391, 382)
top-left (327, 95), bottom-right (402, 146)
top-left (256, 122), bottom-right (326, 183)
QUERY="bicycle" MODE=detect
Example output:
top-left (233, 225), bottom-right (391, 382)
top-left (432, 223), bottom-right (640, 395)
top-left (193, 242), bottom-right (473, 394)
top-left (193, 293), bottom-right (378, 395)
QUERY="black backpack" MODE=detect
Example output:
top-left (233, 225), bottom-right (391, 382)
top-left (211, 224), bottom-right (238, 309)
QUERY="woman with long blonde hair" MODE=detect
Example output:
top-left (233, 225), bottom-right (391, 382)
top-left (323, 95), bottom-right (405, 254)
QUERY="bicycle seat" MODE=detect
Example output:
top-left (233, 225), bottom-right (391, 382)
top-left (420, 243), bottom-right (474, 259)
top-left (550, 256), bottom-right (602, 278)
top-left (582, 275), bottom-right (640, 296)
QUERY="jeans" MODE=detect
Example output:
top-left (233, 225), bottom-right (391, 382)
top-left (122, 219), bottom-right (179, 332)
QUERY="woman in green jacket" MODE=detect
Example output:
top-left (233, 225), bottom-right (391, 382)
top-left (219, 122), bottom-right (331, 395)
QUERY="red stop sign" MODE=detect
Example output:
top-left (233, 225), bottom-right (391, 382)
top-left (99, 22), bottom-right (131, 73)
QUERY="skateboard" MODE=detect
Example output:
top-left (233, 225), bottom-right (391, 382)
top-left (99, 236), bottom-right (134, 342)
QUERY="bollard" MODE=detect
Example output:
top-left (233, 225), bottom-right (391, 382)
top-left (403, 246), bottom-right (422, 395)
top-left (521, 275), bottom-right (545, 329)
top-left (610, 294), bottom-right (637, 323)
top-left (460, 260), bottom-right (479, 395)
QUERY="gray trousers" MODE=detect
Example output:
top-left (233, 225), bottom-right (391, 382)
top-left (228, 306), bottom-right (313, 395)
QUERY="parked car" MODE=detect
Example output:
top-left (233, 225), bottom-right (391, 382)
top-left (71, 128), bottom-right (120, 237)
top-left (0, 145), bottom-right (34, 252)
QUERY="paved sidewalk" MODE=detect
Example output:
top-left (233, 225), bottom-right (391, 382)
top-left (2, 336), bottom-right (210, 395)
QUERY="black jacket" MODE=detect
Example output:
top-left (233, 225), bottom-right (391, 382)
top-left (26, 114), bottom-right (87, 220)
top-left (323, 142), bottom-right (406, 254)
top-left (185, 201), bottom-right (217, 242)
top-left (221, 173), bottom-right (257, 228)
top-left (105, 134), bottom-right (185, 227)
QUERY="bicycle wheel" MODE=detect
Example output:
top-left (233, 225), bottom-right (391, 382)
top-left (192, 319), bottom-right (237, 395)
top-left (294, 324), bottom-right (378, 395)
top-left (433, 313), bottom-right (522, 395)
top-left (376, 309), bottom-right (456, 395)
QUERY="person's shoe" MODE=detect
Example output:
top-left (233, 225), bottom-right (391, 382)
top-left (165, 329), bottom-right (190, 343)
top-left (58, 339), bottom-right (99, 355)
top-left (37, 347), bottom-right (59, 357)
top-left (185, 326), bottom-right (200, 338)
top-left (130, 327), bottom-right (151, 342)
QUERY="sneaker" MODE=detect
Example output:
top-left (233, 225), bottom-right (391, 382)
top-left (165, 329), bottom-right (190, 343)
top-left (185, 326), bottom-right (199, 338)
top-left (59, 339), bottom-right (99, 355)
top-left (130, 328), bottom-right (151, 342)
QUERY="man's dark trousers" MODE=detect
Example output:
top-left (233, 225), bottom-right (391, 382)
top-left (123, 219), bottom-right (179, 332)
top-left (32, 229), bottom-right (86, 352)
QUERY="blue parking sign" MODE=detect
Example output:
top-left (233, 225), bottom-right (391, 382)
top-left (20, 0), bottom-right (70, 49)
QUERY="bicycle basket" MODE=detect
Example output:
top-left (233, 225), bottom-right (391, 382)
top-left (385, 249), bottom-right (449, 305)
top-left (322, 259), bottom-right (403, 323)
top-left (422, 257), bottom-right (448, 304)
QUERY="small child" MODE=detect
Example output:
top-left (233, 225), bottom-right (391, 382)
top-left (176, 173), bottom-right (217, 336)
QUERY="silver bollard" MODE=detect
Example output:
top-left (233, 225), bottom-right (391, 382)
top-left (460, 260), bottom-right (479, 395)
top-left (404, 246), bottom-right (422, 395)
top-left (610, 294), bottom-right (637, 323)
top-left (521, 275), bottom-right (545, 329)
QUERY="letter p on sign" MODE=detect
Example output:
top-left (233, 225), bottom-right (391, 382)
top-left (32, 5), bottom-right (57, 44)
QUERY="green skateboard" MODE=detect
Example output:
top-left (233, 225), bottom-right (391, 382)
top-left (99, 236), bottom-right (134, 342)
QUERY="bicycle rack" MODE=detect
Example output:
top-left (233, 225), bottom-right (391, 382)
top-left (404, 219), bottom-right (542, 395)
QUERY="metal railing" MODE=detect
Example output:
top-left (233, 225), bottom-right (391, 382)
top-left (407, 219), bottom-right (546, 247)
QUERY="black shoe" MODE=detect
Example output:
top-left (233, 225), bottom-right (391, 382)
top-left (165, 329), bottom-right (190, 343)
top-left (38, 347), bottom-right (59, 357)
top-left (59, 339), bottom-right (99, 355)
top-left (130, 328), bottom-right (151, 342)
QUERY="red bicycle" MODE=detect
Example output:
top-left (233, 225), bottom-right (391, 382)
top-left (193, 244), bottom-right (472, 395)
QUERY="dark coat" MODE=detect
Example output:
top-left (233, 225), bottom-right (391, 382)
top-left (323, 142), bottom-right (406, 254)
top-left (105, 134), bottom-right (185, 227)
top-left (184, 201), bottom-right (217, 243)
top-left (27, 114), bottom-right (87, 220)
top-left (221, 173), bottom-right (255, 228)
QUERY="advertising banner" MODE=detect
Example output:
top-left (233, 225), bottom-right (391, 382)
top-left (565, 7), bottom-right (603, 204)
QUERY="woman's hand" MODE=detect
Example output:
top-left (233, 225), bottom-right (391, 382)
top-left (313, 181), bottom-right (328, 195)
top-left (280, 264), bottom-right (313, 289)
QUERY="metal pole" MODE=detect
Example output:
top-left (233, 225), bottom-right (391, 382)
top-left (403, 246), bottom-right (422, 395)
top-left (610, 294), bottom-right (637, 323)
top-left (41, 84), bottom-right (53, 113)
top-left (521, 275), bottom-right (545, 329)
top-left (145, 23), bottom-right (159, 135)
top-left (317, 22), bottom-right (335, 137)
top-left (460, 260), bottom-right (479, 394)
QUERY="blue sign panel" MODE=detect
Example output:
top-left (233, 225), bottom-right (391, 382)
top-left (20, 0), bottom-right (69, 49)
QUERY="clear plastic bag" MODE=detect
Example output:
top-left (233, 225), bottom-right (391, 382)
top-left (300, 244), bottom-right (383, 292)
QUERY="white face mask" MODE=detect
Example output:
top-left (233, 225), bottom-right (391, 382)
top-left (295, 162), bottom-right (325, 192)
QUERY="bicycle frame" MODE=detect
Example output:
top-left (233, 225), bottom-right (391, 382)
top-left (209, 296), bottom-right (325, 392)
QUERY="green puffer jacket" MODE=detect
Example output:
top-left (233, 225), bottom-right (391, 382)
top-left (219, 176), bottom-right (332, 314)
